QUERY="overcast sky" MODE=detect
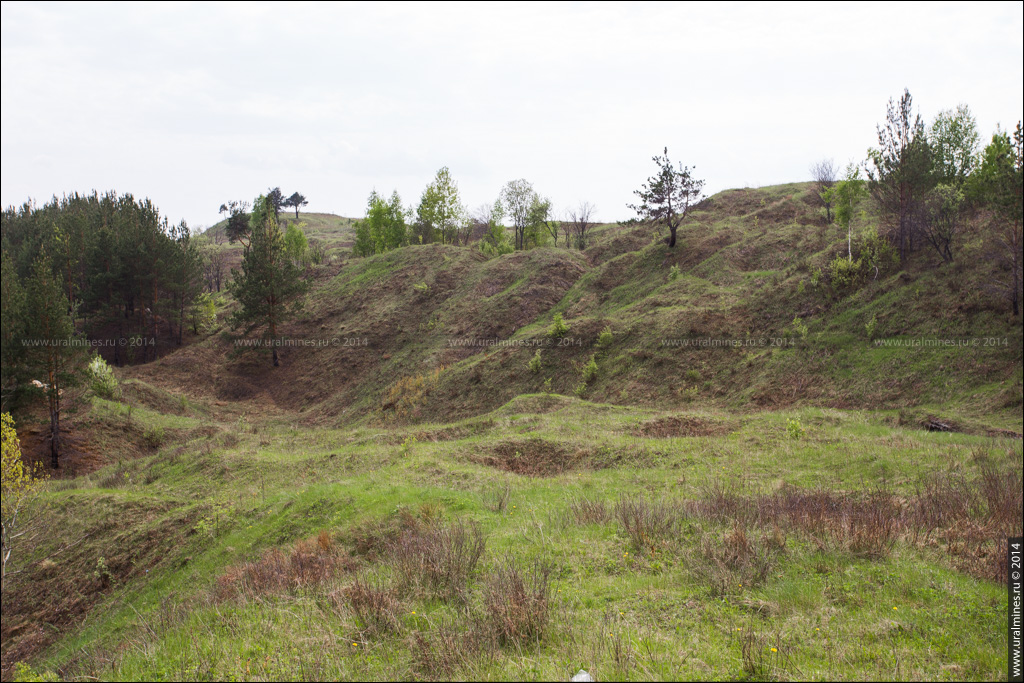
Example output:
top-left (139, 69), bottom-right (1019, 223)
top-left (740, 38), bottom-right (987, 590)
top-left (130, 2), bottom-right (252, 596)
top-left (2, 1), bottom-right (1022, 228)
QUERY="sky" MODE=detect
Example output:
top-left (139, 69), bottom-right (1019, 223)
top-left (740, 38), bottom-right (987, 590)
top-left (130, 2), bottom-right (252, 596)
top-left (2, 1), bottom-right (1022, 228)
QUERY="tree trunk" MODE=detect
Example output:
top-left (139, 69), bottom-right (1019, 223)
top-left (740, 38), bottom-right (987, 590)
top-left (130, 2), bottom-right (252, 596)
top-left (50, 403), bottom-right (60, 469)
top-left (668, 225), bottom-right (677, 248)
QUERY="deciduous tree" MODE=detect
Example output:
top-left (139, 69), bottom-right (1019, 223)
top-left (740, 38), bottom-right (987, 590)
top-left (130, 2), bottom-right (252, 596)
top-left (416, 168), bottom-right (467, 245)
top-left (810, 158), bottom-right (838, 223)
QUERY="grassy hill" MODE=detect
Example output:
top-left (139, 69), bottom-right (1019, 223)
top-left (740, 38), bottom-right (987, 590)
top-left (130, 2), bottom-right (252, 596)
top-left (2, 182), bottom-right (1021, 681)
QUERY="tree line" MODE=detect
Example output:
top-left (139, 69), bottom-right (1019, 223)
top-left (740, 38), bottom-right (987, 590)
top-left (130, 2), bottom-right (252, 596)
top-left (811, 89), bottom-right (1022, 314)
top-left (351, 168), bottom-right (599, 258)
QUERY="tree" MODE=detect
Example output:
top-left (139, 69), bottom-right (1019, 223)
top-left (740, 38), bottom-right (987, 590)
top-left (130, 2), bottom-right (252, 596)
top-left (928, 104), bottom-right (979, 188)
top-left (567, 201), bottom-right (597, 250)
top-left (973, 123), bottom-right (1023, 315)
top-left (866, 89), bottom-right (935, 261)
top-left (266, 187), bottom-right (285, 220)
top-left (219, 200), bottom-right (252, 247)
top-left (526, 195), bottom-right (552, 248)
top-left (628, 147), bottom-right (705, 248)
top-left (822, 163), bottom-right (867, 261)
top-left (1, 412), bottom-right (45, 595)
top-left (353, 191), bottom-right (408, 256)
top-left (810, 158), bottom-right (838, 223)
top-left (499, 179), bottom-right (539, 250)
top-left (169, 220), bottom-right (204, 345)
top-left (416, 168), bottom-right (467, 245)
top-left (921, 184), bottom-right (964, 263)
top-left (228, 195), bottom-right (308, 367)
top-left (283, 222), bottom-right (309, 266)
top-left (23, 256), bottom-right (82, 468)
top-left (1, 253), bottom-right (27, 412)
top-left (475, 202), bottom-right (513, 257)
top-left (282, 192), bottom-right (309, 220)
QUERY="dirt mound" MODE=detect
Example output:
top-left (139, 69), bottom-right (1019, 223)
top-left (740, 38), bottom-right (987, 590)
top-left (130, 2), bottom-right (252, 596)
top-left (631, 415), bottom-right (736, 438)
top-left (473, 438), bottom-right (592, 476)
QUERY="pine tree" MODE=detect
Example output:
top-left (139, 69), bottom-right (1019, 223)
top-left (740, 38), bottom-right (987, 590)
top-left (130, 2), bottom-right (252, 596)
top-left (23, 256), bottom-right (82, 468)
top-left (628, 147), bottom-right (705, 248)
top-left (227, 195), bottom-right (308, 367)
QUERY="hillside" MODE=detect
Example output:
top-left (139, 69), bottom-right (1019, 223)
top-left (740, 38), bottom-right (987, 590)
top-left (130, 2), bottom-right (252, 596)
top-left (2, 182), bottom-right (1021, 681)
top-left (136, 182), bottom-right (1021, 433)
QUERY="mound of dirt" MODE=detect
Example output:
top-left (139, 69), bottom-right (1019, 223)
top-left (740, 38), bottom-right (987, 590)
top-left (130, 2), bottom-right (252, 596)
top-left (473, 438), bottom-right (593, 476)
top-left (631, 415), bottom-right (736, 438)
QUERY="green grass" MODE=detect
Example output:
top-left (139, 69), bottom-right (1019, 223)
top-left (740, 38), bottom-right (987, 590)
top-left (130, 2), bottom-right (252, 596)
top-left (8, 394), bottom-right (1018, 681)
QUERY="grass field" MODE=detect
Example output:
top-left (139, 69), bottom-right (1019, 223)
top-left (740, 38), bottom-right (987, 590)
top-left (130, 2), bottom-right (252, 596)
top-left (4, 392), bottom-right (1019, 681)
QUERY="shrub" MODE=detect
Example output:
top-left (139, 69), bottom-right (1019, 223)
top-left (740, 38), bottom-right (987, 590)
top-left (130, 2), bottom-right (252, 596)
top-left (341, 577), bottom-right (403, 636)
top-left (596, 326), bottom-right (613, 348)
top-left (87, 355), bottom-right (120, 400)
top-left (392, 520), bottom-right (486, 602)
top-left (790, 316), bottom-right (808, 339)
top-left (864, 313), bottom-right (878, 340)
top-left (786, 418), bottom-right (804, 440)
top-left (614, 494), bottom-right (682, 554)
top-left (581, 355), bottom-right (599, 383)
top-left (547, 312), bottom-right (570, 339)
top-left (685, 368), bottom-right (701, 382)
top-left (669, 264), bottom-right (681, 280)
top-left (483, 558), bottom-right (552, 646)
top-left (143, 426), bottom-right (165, 449)
top-left (527, 350), bottom-right (542, 374)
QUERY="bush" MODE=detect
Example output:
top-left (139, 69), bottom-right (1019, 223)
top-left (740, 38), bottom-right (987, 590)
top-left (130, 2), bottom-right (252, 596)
top-left (527, 350), bottom-right (542, 374)
top-left (189, 292), bottom-right (217, 334)
top-left (581, 355), bottom-right (599, 383)
top-left (87, 355), bottom-right (120, 400)
top-left (547, 312), bottom-right (570, 339)
top-left (786, 418), bottom-right (804, 440)
top-left (596, 326), bottom-right (613, 348)
top-left (669, 264), bottom-right (681, 280)
top-left (483, 558), bottom-right (552, 646)
top-left (864, 313), bottom-right (878, 340)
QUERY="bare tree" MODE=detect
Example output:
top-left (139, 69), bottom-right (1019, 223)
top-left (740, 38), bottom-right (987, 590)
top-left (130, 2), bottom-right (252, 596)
top-left (810, 158), bottom-right (838, 223)
top-left (568, 201), bottom-right (596, 249)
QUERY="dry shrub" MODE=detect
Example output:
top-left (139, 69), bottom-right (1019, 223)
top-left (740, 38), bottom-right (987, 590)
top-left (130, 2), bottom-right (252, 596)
top-left (698, 524), bottom-right (781, 595)
top-left (691, 457), bottom-right (1022, 582)
top-left (217, 536), bottom-right (352, 600)
top-left (338, 577), bottom-right (402, 636)
top-left (910, 462), bottom-right (1023, 582)
top-left (567, 497), bottom-right (612, 526)
top-left (347, 507), bottom-right (428, 560)
top-left (614, 494), bottom-right (683, 554)
top-left (483, 484), bottom-right (511, 513)
top-left (483, 558), bottom-right (552, 646)
top-left (410, 617), bottom-right (485, 679)
top-left (392, 520), bottom-right (486, 602)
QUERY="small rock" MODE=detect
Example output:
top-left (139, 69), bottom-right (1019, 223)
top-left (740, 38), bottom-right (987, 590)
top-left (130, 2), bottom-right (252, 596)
top-left (570, 670), bottom-right (594, 682)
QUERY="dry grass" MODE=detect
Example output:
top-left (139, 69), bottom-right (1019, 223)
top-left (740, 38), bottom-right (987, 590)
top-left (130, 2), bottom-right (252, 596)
top-left (216, 535), bottom-right (352, 601)
top-left (392, 519), bottom-right (486, 602)
top-left (337, 577), bottom-right (403, 636)
top-left (482, 558), bottom-right (552, 647)
top-left (566, 497), bottom-right (613, 526)
top-left (614, 494), bottom-right (684, 555)
top-left (691, 460), bottom-right (1023, 581)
